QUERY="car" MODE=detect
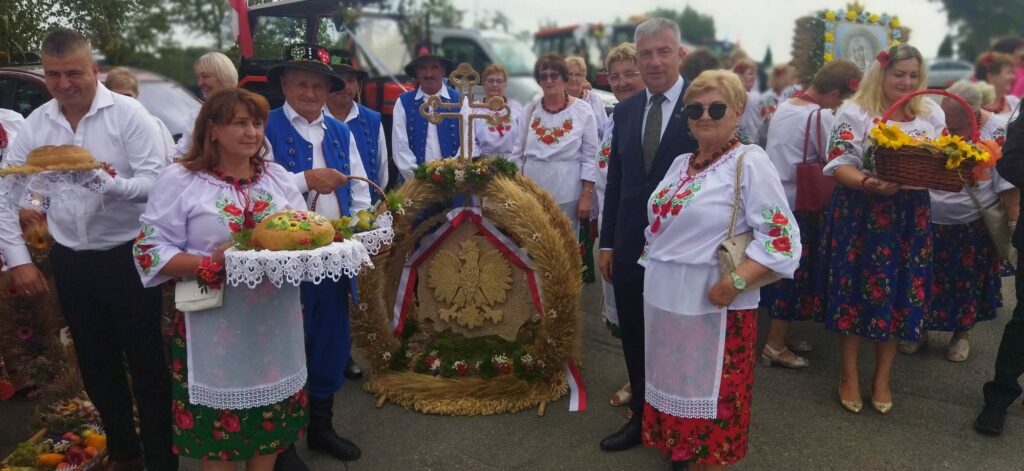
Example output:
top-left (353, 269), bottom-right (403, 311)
top-left (0, 64), bottom-right (201, 140)
top-left (927, 58), bottom-right (974, 89)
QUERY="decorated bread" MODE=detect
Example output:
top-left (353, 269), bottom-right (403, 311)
top-left (253, 209), bottom-right (336, 251)
top-left (26, 145), bottom-right (97, 168)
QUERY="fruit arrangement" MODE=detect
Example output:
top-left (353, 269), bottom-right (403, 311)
top-left (2, 426), bottom-right (107, 471)
top-left (330, 209), bottom-right (377, 241)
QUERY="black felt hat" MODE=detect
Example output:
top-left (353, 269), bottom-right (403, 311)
top-left (402, 41), bottom-right (455, 78)
top-left (327, 50), bottom-right (369, 82)
top-left (267, 43), bottom-right (345, 93)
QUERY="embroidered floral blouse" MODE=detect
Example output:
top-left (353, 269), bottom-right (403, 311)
top-left (510, 98), bottom-right (599, 205)
top-left (823, 100), bottom-right (946, 175)
top-left (641, 144), bottom-right (801, 314)
top-left (764, 100), bottom-right (835, 208)
top-left (582, 90), bottom-right (610, 141)
top-left (930, 114), bottom-right (1014, 225)
top-left (595, 113), bottom-right (616, 222)
top-left (133, 162), bottom-right (306, 287)
top-left (473, 99), bottom-right (523, 157)
top-left (737, 91), bottom-right (763, 146)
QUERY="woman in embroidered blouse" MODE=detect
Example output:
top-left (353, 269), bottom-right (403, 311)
top-left (473, 63), bottom-right (523, 157)
top-left (511, 54), bottom-right (598, 231)
top-left (821, 44), bottom-right (946, 415)
top-left (975, 52), bottom-right (1020, 119)
top-left (565, 56), bottom-right (610, 140)
top-left (134, 89), bottom-right (311, 470)
top-left (760, 60), bottom-right (862, 370)
top-left (640, 70), bottom-right (800, 470)
top-left (913, 80), bottom-right (1018, 362)
top-left (734, 58), bottom-right (762, 145)
top-left (599, 42), bottom-right (644, 411)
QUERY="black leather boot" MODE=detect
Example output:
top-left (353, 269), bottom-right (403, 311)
top-left (273, 444), bottom-right (309, 471)
top-left (599, 416), bottom-right (643, 452)
top-left (307, 395), bottom-right (361, 461)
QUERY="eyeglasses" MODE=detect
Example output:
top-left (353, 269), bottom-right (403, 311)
top-left (683, 102), bottom-right (730, 120)
top-left (537, 72), bottom-right (562, 82)
top-left (608, 71), bottom-right (640, 84)
top-left (484, 78), bottom-right (506, 85)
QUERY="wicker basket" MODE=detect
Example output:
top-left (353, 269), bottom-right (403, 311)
top-left (873, 89), bottom-right (978, 192)
top-left (1, 428), bottom-right (107, 471)
top-left (311, 176), bottom-right (393, 256)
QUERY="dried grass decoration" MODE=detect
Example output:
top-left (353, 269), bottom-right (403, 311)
top-left (350, 156), bottom-right (583, 415)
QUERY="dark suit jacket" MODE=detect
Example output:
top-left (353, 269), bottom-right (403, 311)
top-left (600, 80), bottom-right (698, 265)
top-left (995, 103), bottom-right (1024, 248)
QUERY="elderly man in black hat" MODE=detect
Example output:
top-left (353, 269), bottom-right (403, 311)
top-left (263, 43), bottom-right (370, 471)
top-left (392, 44), bottom-right (461, 181)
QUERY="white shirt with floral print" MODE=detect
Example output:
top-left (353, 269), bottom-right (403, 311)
top-left (473, 99), bottom-right (524, 158)
top-left (510, 98), bottom-right (599, 205)
top-left (823, 100), bottom-right (946, 175)
top-left (930, 113), bottom-right (1015, 225)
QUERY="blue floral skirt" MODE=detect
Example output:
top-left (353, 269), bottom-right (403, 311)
top-left (925, 220), bottom-right (1001, 332)
top-left (821, 187), bottom-right (931, 342)
top-left (760, 211), bottom-right (826, 321)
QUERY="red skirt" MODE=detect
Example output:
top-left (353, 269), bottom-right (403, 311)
top-left (642, 309), bottom-right (757, 465)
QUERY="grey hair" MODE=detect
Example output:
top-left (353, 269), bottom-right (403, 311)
top-left (634, 18), bottom-right (681, 44)
top-left (41, 28), bottom-right (91, 57)
top-left (946, 80), bottom-right (995, 111)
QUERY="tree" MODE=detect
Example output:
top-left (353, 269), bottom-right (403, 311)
top-left (938, 35), bottom-right (954, 58)
top-left (396, 0), bottom-right (464, 48)
top-left (647, 6), bottom-right (715, 45)
top-left (762, 47), bottom-right (773, 67)
top-left (59, 0), bottom-right (171, 64)
top-left (0, 0), bottom-right (63, 64)
top-left (169, 0), bottom-right (231, 50)
top-left (932, 0), bottom-right (1024, 60)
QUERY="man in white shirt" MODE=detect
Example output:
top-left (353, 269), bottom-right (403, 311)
top-left (0, 28), bottom-right (174, 471)
top-left (262, 43), bottom-right (369, 471)
top-left (392, 47), bottom-right (461, 181)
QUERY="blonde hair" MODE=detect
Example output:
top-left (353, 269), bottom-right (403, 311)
top-left (481, 63), bottom-right (508, 82)
top-left (194, 52), bottom-right (239, 87)
top-left (850, 44), bottom-right (929, 118)
top-left (105, 67), bottom-right (138, 96)
top-left (565, 56), bottom-right (587, 73)
top-left (604, 42), bottom-right (637, 71)
top-left (946, 80), bottom-right (996, 111)
top-left (684, 70), bottom-right (747, 110)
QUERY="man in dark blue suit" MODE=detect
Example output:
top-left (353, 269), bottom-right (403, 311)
top-left (599, 18), bottom-right (698, 459)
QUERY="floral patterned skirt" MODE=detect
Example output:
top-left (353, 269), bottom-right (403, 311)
top-left (760, 211), bottom-right (826, 321)
top-left (925, 220), bottom-right (1002, 332)
top-left (169, 311), bottom-right (308, 461)
top-left (821, 187), bottom-right (931, 342)
top-left (642, 309), bottom-right (756, 465)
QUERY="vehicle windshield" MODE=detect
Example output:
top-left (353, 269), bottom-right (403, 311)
top-left (487, 37), bottom-right (537, 76)
top-left (251, 15), bottom-right (308, 61)
top-left (137, 82), bottom-right (200, 138)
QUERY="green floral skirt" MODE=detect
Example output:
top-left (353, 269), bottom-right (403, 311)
top-left (169, 311), bottom-right (308, 461)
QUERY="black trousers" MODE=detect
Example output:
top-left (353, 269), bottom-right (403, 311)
top-left (984, 250), bottom-right (1024, 409)
top-left (611, 259), bottom-right (646, 419)
top-left (50, 242), bottom-right (176, 471)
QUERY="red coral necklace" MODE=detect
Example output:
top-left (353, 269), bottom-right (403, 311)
top-left (541, 92), bottom-right (571, 114)
top-left (689, 138), bottom-right (740, 170)
top-left (212, 157), bottom-right (264, 231)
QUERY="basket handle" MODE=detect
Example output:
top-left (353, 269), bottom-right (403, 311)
top-left (310, 175), bottom-right (387, 212)
top-left (880, 89), bottom-right (979, 142)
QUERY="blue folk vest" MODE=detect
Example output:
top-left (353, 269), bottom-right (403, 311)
top-left (399, 86), bottom-right (461, 165)
top-left (266, 107), bottom-right (353, 216)
top-left (346, 104), bottom-right (383, 203)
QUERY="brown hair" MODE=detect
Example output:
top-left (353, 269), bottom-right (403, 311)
top-left (534, 53), bottom-right (569, 82)
top-left (680, 48), bottom-right (720, 82)
top-left (975, 52), bottom-right (1015, 82)
top-left (731, 58), bottom-right (757, 75)
top-left (992, 36), bottom-right (1024, 55)
top-left (105, 67), bottom-right (139, 96)
top-left (811, 59), bottom-right (861, 96)
top-left (482, 63), bottom-right (508, 82)
top-left (180, 88), bottom-right (270, 172)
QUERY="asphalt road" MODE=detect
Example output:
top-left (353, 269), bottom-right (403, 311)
top-left (3, 278), bottom-right (1023, 470)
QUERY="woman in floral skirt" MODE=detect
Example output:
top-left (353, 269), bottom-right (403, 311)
top-left (821, 44), bottom-right (946, 415)
top-left (134, 89), bottom-right (309, 470)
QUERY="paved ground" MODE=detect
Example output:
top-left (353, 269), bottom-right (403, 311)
top-left (4, 278), bottom-right (1024, 470)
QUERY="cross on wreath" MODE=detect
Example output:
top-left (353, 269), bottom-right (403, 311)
top-left (419, 63), bottom-right (512, 160)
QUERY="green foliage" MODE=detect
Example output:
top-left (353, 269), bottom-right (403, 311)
top-left (8, 441), bottom-right (43, 467)
top-left (168, 0), bottom-right (231, 50)
top-left (932, 0), bottom-right (1024, 60)
top-left (0, 0), bottom-right (61, 64)
top-left (396, 0), bottom-right (464, 48)
top-left (648, 6), bottom-right (716, 45)
top-left (938, 35), bottom-right (955, 58)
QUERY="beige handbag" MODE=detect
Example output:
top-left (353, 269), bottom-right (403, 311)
top-left (716, 151), bottom-right (782, 290)
top-left (964, 185), bottom-right (1017, 266)
top-left (174, 279), bottom-right (224, 312)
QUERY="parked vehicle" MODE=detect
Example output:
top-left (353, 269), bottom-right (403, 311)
top-left (928, 58), bottom-right (973, 89)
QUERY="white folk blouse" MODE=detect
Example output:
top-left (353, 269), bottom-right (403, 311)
top-left (823, 100), bottom-right (946, 175)
top-left (473, 99), bottom-right (524, 158)
top-left (582, 90), bottom-right (610, 141)
top-left (765, 100), bottom-right (835, 208)
top-left (930, 114), bottom-right (1014, 225)
top-left (510, 98), bottom-right (599, 205)
top-left (595, 113), bottom-right (615, 223)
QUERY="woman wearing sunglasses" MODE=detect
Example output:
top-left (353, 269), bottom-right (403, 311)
top-left (821, 44), bottom-right (946, 415)
top-left (759, 60), bottom-right (862, 370)
top-left (511, 54), bottom-right (598, 231)
top-left (639, 70), bottom-right (800, 470)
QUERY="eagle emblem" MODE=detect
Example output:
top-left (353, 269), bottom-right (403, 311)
top-left (427, 238), bottom-right (513, 328)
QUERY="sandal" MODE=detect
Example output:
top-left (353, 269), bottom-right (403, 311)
top-left (947, 337), bottom-right (970, 362)
top-left (785, 338), bottom-right (813, 353)
top-left (761, 345), bottom-right (809, 369)
top-left (898, 332), bottom-right (928, 354)
top-left (609, 382), bottom-right (631, 407)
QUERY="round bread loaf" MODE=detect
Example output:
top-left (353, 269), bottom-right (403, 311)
top-left (253, 209), bottom-right (336, 251)
top-left (26, 145), bottom-right (96, 168)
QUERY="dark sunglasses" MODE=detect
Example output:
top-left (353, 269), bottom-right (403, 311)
top-left (683, 102), bottom-right (730, 120)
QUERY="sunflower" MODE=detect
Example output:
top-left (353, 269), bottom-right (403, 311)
top-left (935, 134), bottom-right (991, 169)
top-left (869, 122), bottom-right (914, 150)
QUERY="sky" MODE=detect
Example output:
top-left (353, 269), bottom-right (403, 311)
top-left (454, 0), bottom-right (951, 62)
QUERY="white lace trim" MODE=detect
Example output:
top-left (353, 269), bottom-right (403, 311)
top-left (645, 384), bottom-right (719, 419)
top-left (0, 170), bottom-right (109, 211)
top-left (226, 240), bottom-right (373, 288)
top-left (351, 212), bottom-right (394, 255)
top-left (188, 368), bottom-right (307, 410)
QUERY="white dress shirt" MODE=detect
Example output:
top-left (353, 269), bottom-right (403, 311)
top-left (392, 86), bottom-right (456, 181)
top-left (171, 107), bottom-right (199, 160)
top-left (324, 103), bottom-right (389, 189)
top-left (274, 103), bottom-right (370, 219)
top-left (0, 83), bottom-right (168, 268)
top-left (641, 75), bottom-right (685, 140)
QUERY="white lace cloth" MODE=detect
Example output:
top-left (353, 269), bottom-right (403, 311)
top-left (226, 239), bottom-right (373, 288)
top-left (0, 170), bottom-right (110, 211)
top-left (351, 211), bottom-right (394, 255)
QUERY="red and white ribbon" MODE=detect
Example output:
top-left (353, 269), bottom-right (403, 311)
top-left (565, 361), bottom-right (587, 412)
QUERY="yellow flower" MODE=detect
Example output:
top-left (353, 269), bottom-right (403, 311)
top-left (847, 10), bottom-right (858, 21)
top-left (824, 32), bottom-right (835, 42)
top-left (934, 134), bottom-right (990, 169)
top-left (825, 10), bottom-right (836, 21)
top-left (870, 122), bottom-right (914, 150)
top-left (869, 14), bottom-right (880, 23)
top-left (823, 52), bottom-right (834, 62)
top-left (891, 17), bottom-right (901, 28)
